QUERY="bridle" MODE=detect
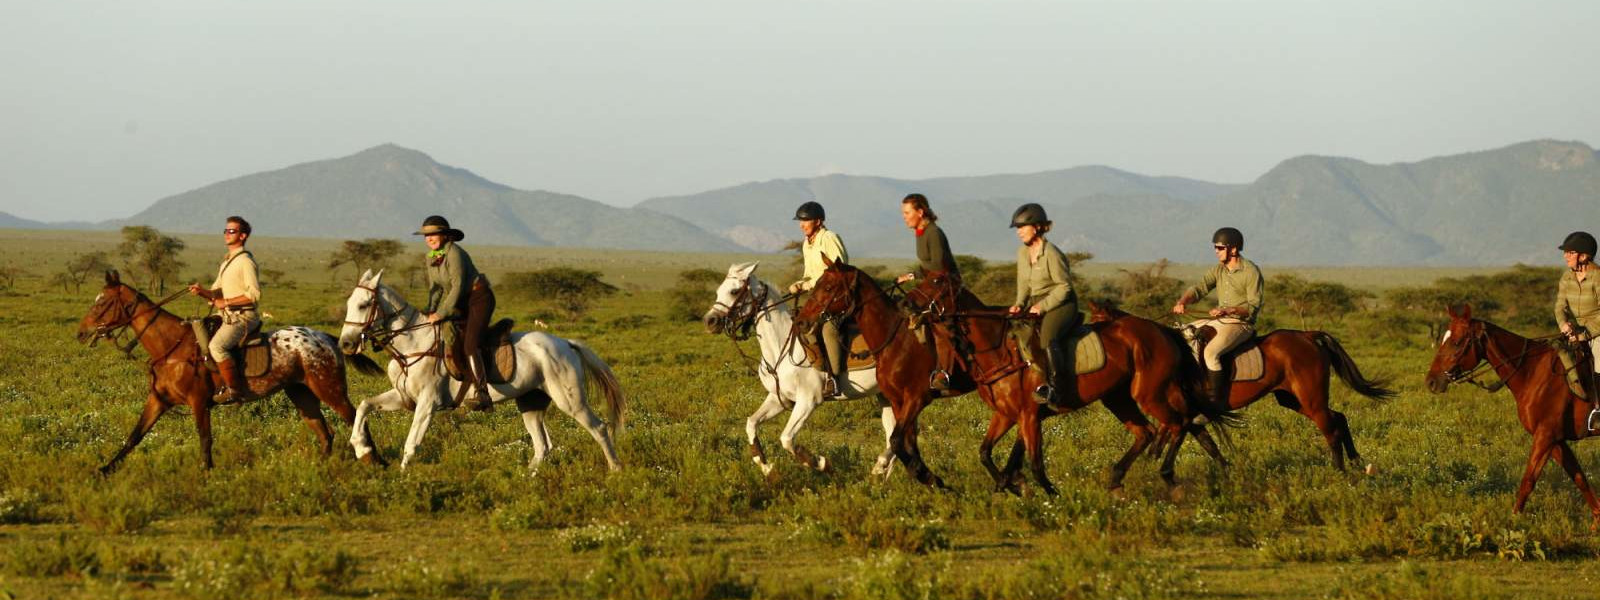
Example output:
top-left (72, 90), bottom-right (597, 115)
top-left (801, 268), bottom-right (904, 360)
top-left (1438, 320), bottom-right (1554, 392)
top-left (344, 283), bottom-right (441, 372)
top-left (84, 286), bottom-right (189, 360)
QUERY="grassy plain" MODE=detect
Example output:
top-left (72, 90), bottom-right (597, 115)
top-left (1, 229), bottom-right (1598, 599)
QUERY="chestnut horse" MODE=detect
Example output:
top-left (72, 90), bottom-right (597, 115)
top-left (77, 271), bottom-right (377, 473)
top-left (1425, 305), bottom-right (1599, 526)
top-left (904, 273), bottom-right (1235, 495)
top-left (1089, 303), bottom-right (1393, 472)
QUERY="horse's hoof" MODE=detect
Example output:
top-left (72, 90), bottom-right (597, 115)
top-left (816, 456), bottom-right (831, 473)
top-left (758, 462), bottom-right (775, 477)
top-left (1363, 463), bottom-right (1378, 476)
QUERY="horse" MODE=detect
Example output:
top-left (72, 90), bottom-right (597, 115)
top-left (904, 272), bottom-right (1235, 495)
top-left (1425, 304), bottom-right (1599, 526)
top-left (1089, 302), bottom-right (1394, 472)
top-left (701, 262), bottom-right (897, 476)
top-left (337, 269), bottom-right (625, 473)
top-left (76, 270), bottom-right (371, 473)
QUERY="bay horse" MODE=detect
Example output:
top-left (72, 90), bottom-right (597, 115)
top-left (702, 262), bottom-right (898, 476)
top-left (1089, 302), bottom-right (1393, 472)
top-left (1425, 304), bottom-right (1599, 526)
top-left (76, 270), bottom-right (374, 473)
top-left (905, 273), bottom-right (1235, 495)
top-left (338, 270), bottom-right (625, 473)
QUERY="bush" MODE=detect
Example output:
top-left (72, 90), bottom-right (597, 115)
top-left (667, 268), bottom-right (725, 322)
top-left (171, 541), bottom-right (359, 600)
top-left (503, 267), bottom-right (619, 318)
top-left (572, 544), bottom-right (750, 600)
top-left (2, 534), bottom-right (101, 578)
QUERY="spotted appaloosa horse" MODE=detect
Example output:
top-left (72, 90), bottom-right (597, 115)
top-left (1426, 304), bottom-right (1600, 528)
top-left (77, 271), bottom-right (373, 473)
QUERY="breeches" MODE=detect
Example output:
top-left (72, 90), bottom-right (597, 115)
top-left (819, 320), bottom-right (844, 374)
top-left (1015, 299), bottom-right (1081, 353)
top-left (1187, 318), bottom-right (1253, 371)
top-left (209, 315), bottom-right (259, 362)
top-left (1591, 337), bottom-right (1600, 373)
top-left (459, 283), bottom-right (496, 354)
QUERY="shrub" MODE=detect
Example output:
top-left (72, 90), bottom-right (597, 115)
top-left (503, 267), bottom-right (619, 318)
top-left (667, 268), bottom-right (725, 321)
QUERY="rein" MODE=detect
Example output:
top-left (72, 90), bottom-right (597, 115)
top-left (88, 287), bottom-right (190, 360)
top-left (1446, 323), bottom-right (1562, 392)
top-left (346, 284), bottom-right (443, 374)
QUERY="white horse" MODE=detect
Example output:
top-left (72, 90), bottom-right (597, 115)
top-left (702, 262), bottom-right (895, 476)
top-left (337, 269), bottom-right (624, 473)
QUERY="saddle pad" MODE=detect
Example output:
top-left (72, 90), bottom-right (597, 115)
top-left (445, 340), bottom-right (516, 384)
top-left (846, 335), bottom-right (876, 371)
top-left (1232, 346), bottom-right (1264, 382)
top-left (1557, 348), bottom-right (1589, 398)
top-left (1070, 330), bottom-right (1106, 375)
top-left (243, 343), bottom-right (271, 378)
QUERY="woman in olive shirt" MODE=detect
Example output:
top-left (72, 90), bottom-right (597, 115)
top-left (895, 193), bottom-right (960, 285)
top-left (416, 215), bottom-right (497, 412)
top-left (1007, 203), bottom-right (1079, 408)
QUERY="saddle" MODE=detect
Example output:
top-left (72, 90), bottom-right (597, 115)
top-left (443, 318), bottom-right (517, 384)
top-left (1556, 343), bottom-right (1594, 399)
top-left (190, 315), bottom-right (271, 378)
top-left (799, 322), bottom-right (877, 372)
top-left (1007, 323), bottom-right (1107, 376)
top-left (1192, 326), bottom-right (1265, 382)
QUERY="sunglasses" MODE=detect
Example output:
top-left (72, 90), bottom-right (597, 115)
top-left (223, 228), bottom-right (241, 235)
top-left (1213, 245), bottom-right (1230, 251)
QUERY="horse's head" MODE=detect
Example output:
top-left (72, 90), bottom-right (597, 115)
top-left (1425, 304), bottom-right (1485, 394)
top-left (338, 269), bottom-right (388, 355)
top-left (905, 270), bottom-right (962, 316)
top-left (795, 256), bottom-right (862, 325)
top-left (77, 270), bottom-right (142, 344)
top-left (703, 262), bottom-right (765, 335)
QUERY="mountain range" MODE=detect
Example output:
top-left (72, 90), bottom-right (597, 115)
top-left (3, 140), bottom-right (1596, 265)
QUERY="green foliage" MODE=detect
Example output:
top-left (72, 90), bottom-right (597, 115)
top-left (0, 489), bottom-right (43, 524)
top-left (170, 541), bottom-right (359, 600)
top-left (952, 254), bottom-right (987, 280)
top-left (1092, 259), bottom-right (1185, 319)
top-left (63, 251), bottom-right (112, 293)
top-left (2, 535), bottom-right (100, 578)
top-left (503, 267), bottom-right (619, 317)
top-left (0, 264), bottom-right (25, 291)
top-left (667, 268), bottom-right (725, 321)
top-left (116, 225), bottom-right (187, 293)
top-left (574, 544), bottom-right (750, 600)
top-left (1326, 561), bottom-right (1497, 600)
top-left (1269, 274), bottom-right (1370, 329)
top-left (326, 238), bottom-right (404, 278)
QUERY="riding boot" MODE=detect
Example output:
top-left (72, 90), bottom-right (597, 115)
top-left (462, 354), bottom-right (495, 412)
top-left (214, 356), bottom-right (253, 404)
top-left (1033, 345), bottom-right (1058, 404)
top-left (1208, 369), bottom-right (1230, 412)
top-left (1045, 339), bottom-right (1078, 410)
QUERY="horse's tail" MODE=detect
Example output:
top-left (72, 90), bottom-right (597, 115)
top-left (1312, 332), bottom-right (1396, 402)
top-left (1151, 321), bottom-right (1246, 428)
top-left (346, 353), bottom-right (387, 377)
top-left (571, 340), bottom-right (626, 436)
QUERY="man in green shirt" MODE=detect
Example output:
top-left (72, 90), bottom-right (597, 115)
top-left (1172, 227), bottom-right (1264, 407)
top-left (1555, 231), bottom-right (1600, 428)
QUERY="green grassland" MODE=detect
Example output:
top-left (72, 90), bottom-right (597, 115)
top-left (1, 229), bottom-right (1597, 599)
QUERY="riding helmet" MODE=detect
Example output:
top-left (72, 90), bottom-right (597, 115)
top-left (1010, 203), bottom-right (1050, 228)
top-left (1212, 227), bottom-right (1244, 250)
top-left (793, 201), bottom-right (826, 221)
top-left (1560, 231), bottom-right (1597, 257)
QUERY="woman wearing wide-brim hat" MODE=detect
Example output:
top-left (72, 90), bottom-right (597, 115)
top-left (415, 215), bottom-right (497, 411)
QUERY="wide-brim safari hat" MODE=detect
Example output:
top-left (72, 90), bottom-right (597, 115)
top-left (413, 215), bottom-right (465, 241)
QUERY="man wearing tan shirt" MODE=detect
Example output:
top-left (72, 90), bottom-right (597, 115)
top-left (188, 216), bottom-right (262, 403)
top-left (787, 201), bottom-right (849, 397)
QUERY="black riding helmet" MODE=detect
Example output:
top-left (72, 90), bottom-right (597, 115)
top-left (1212, 227), bottom-right (1244, 250)
top-left (1560, 231), bottom-right (1597, 258)
top-left (1010, 203), bottom-right (1050, 228)
top-left (793, 201), bottom-right (826, 221)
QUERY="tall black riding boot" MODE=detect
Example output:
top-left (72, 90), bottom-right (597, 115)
top-left (1208, 369), bottom-right (1230, 413)
top-left (1045, 339), bottom-right (1078, 410)
top-left (463, 354), bottom-right (495, 412)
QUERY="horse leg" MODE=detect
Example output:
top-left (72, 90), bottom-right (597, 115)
top-left (301, 367), bottom-right (358, 428)
top-left (779, 395), bottom-right (826, 472)
top-left (899, 400), bottom-right (946, 488)
top-left (979, 412), bottom-right (1016, 489)
top-left (746, 392), bottom-right (786, 475)
top-left (547, 377), bottom-right (624, 471)
top-left (872, 395), bottom-right (898, 477)
top-left (515, 390), bottom-right (554, 475)
top-left (99, 394), bottom-right (170, 475)
top-left (1016, 407), bottom-right (1056, 496)
top-left (1332, 411), bottom-right (1365, 471)
top-left (401, 390), bottom-right (443, 470)
top-left (1548, 441), bottom-right (1600, 527)
top-left (1159, 425), bottom-right (1189, 488)
top-left (1187, 423), bottom-right (1228, 467)
top-left (190, 394), bottom-right (215, 469)
top-left (1102, 393), bottom-right (1153, 494)
top-left (1000, 440), bottom-right (1027, 493)
top-left (284, 384), bottom-right (335, 457)
top-left (1513, 436), bottom-right (1557, 514)
top-left (350, 388), bottom-right (404, 466)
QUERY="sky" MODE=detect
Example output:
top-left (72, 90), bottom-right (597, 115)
top-left (1, 0), bottom-right (1596, 222)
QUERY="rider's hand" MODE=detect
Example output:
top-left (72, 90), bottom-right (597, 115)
top-left (426, 313), bottom-right (443, 324)
top-left (1171, 303), bottom-right (1186, 315)
top-left (787, 281), bottom-right (803, 295)
top-left (211, 297), bottom-right (226, 309)
top-left (1561, 322), bottom-right (1574, 338)
top-left (1008, 305), bottom-right (1021, 315)
top-left (1028, 305), bottom-right (1043, 316)
top-left (896, 273), bottom-right (915, 284)
top-left (1209, 307), bottom-right (1224, 318)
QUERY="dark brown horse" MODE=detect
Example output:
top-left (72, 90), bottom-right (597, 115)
top-left (1089, 302), bottom-right (1393, 472)
top-left (77, 271), bottom-right (380, 473)
top-left (903, 273), bottom-right (1234, 495)
top-left (1425, 305), bottom-right (1599, 526)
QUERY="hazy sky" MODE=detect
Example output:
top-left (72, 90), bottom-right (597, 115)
top-left (2, 0), bottom-right (1595, 221)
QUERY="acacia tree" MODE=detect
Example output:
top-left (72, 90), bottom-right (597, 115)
top-left (328, 239), bottom-right (405, 280)
top-left (116, 226), bottom-right (186, 293)
top-left (63, 251), bottom-right (112, 293)
top-left (1268, 274), bottom-right (1369, 330)
top-left (503, 267), bottom-right (618, 318)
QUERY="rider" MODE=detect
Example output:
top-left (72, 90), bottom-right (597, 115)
top-left (417, 215), bottom-right (497, 412)
top-left (1555, 231), bottom-right (1600, 424)
top-left (895, 193), bottom-right (961, 390)
top-left (1007, 203), bottom-right (1081, 408)
top-left (1172, 227), bottom-right (1264, 409)
top-left (787, 201), bottom-right (850, 397)
top-left (187, 215), bottom-right (261, 403)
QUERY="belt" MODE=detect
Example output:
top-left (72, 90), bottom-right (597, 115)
top-left (223, 305), bottom-right (257, 312)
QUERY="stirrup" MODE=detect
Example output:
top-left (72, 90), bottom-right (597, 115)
top-left (1033, 384), bottom-right (1056, 405)
top-left (213, 386), bottom-right (250, 405)
top-left (929, 370), bottom-right (951, 391)
top-left (1588, 407), bottom-right (1600, 433)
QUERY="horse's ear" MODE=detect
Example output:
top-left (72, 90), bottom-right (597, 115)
top-left (371, 269), bottom-right (385, 287)
top-left (732, 261), bottom-right (758, 278)
top-left (821, 254), bottom-right (834, 267)
top-left (105, 270), bottom-right (119, 285)
top-left (358, 268), bottom-right (373, 284)
top-left (1459, 304), bottom-right (1472, 320)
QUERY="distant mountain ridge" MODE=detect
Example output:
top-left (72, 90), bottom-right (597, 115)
top-left (100, 144), bottom-right (746, 253)
top-left (640, 139), bottom-right (1600, 265)
top-left (5, 139), bottom-right (1596, 265)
